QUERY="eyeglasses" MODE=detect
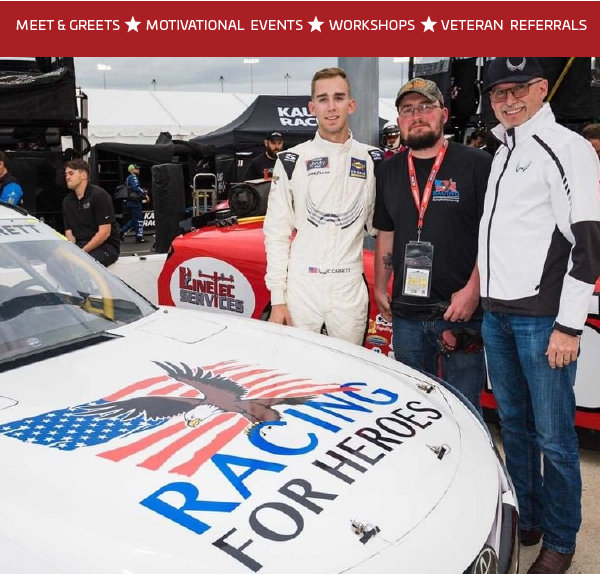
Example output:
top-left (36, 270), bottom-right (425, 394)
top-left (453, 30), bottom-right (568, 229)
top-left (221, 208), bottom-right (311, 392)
top-left (490, 79), bottom-right (543, 103)
top-left (399, 102), bottom-right (441, 117)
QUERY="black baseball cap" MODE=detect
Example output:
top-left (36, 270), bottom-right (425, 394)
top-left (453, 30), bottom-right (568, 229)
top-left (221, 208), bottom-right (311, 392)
top-left (266, 131), bottom-right (283, 141)
top-left (483, 57), bottom-right (545, 93)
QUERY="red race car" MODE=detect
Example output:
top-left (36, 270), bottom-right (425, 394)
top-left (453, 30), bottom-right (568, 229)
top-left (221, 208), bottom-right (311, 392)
top-left (158, 216), bottom-right (394, 357)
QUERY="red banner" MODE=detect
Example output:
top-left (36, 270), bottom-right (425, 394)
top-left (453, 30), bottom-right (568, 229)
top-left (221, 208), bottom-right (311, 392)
top-left (0, 1), bottom-right (596, 55)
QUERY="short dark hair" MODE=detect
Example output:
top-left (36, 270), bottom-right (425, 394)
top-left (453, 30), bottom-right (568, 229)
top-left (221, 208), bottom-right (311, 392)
top-left (64, 159), bottom-right (90, 176)
top-left (311, 67), bottom-right (351, 98)
top-left (582, 123), bottom-right (600, 141)
top-left (0, 150), bottom-right (6, 167)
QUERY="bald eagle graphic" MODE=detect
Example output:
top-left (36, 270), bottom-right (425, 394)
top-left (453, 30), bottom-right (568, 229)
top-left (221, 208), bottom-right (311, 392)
top-left (78, 361), bottom-right (314, 428)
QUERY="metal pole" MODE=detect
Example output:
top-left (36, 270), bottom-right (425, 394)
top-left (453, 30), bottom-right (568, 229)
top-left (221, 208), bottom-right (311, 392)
top-left (337, 57), bottom-right (379, 147)
top-left (97, 64), bottom-right (111, 90)
top-left (285, 73), bottom-right (291, 95)
top-left (243, 59), bottom-right (259, 94)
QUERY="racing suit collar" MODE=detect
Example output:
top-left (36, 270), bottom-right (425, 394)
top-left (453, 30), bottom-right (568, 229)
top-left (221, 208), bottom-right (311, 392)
top-left (491, 103), bottom-right (555, 151)
top-left (314, 129), bottom-right (354, 153)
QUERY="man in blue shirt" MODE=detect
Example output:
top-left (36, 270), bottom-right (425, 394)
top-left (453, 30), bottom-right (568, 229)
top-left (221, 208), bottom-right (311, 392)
top-left (0, 151), bottom-right (24, 206)
top-left (120, 163), bottom-right (148, 243)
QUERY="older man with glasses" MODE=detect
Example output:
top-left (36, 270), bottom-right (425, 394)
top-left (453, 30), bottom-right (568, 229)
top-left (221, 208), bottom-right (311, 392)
top-left (373, 78), bottom-right (492, 413)
top-left (479, 57), bottom-right (600, 574)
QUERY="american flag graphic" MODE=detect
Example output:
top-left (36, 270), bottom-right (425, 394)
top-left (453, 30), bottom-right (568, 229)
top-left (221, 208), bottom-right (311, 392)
top-left (0, 360), bottom-right (354, 478)
top-left (435, 179), bottom-right (457, 192)
top-left (308, 266), bottom-right (319, 274)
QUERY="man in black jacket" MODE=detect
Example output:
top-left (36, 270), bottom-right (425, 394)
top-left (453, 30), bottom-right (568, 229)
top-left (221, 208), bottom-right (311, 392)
top-left (245, 132), bottom-right (284, 180)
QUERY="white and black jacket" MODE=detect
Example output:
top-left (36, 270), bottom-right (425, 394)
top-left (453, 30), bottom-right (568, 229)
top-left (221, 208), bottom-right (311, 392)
top-left (478, 104), bottom-right (600, 335)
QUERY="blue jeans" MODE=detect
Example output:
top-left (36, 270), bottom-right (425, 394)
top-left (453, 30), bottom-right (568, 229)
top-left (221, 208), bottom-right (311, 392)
top-left (392, 316), bottom-right (485, 413)
top-left (482, 312), bottom-right (581, 554)
top-left (120, 202), bottom-right (144, 238)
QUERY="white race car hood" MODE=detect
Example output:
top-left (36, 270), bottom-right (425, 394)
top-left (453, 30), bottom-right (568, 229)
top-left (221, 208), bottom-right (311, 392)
top-left (0, 308), bottom-right (500, 574)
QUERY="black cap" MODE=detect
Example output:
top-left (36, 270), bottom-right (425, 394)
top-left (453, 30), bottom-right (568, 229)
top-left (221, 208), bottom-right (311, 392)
top-left (266, 131), bottom-right (283, 141)
top-left (483, 57), bottom-right (545, 93)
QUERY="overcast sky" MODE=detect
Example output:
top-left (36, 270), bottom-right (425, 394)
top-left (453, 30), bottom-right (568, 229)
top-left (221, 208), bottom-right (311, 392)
top-left (74, 57), bottom-right (411, 97)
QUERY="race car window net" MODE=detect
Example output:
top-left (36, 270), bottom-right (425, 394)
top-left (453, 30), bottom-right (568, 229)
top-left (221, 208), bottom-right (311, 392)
top-left (0, 236), bottom-right (155, 366)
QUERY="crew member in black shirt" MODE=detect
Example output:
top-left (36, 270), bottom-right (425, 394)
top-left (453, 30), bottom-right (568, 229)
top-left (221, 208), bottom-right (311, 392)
top-left (373, 78), bottom-right (491, 412)
top-left (245, 131), bottom-right (284, 180)
top-left (62, 159), bottom-right (120, 266)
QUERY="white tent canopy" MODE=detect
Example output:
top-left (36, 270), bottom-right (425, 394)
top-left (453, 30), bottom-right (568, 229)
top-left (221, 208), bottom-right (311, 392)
top-left (84, 89), bottom-right (256, 145)
top-left (84, 88), bottom-right (398, 146)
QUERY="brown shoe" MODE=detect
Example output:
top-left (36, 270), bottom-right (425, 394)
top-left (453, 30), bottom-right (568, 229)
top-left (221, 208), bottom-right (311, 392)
top-left (521, 528), bottom-right (543, 546)
top-left (527, 548), bottom-right (574, 574)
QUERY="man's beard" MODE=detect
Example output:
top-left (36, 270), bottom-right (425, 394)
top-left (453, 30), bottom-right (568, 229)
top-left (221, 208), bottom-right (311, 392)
top-left (405, 121), bottom-right (443, 151)
top-left (265, 147), bottom-right (280, 160)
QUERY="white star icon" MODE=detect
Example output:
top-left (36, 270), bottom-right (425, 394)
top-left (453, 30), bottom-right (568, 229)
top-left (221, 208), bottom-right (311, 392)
top-left (308, 16), bottom-right (324, 32)
top-left (421, 16), bottom-right (437, 32)
top-left (125, 16), bottom-right (141, 32)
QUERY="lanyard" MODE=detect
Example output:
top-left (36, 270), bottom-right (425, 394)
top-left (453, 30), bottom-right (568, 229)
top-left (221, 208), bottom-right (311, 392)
top-left (407, 139), bottom-right (448, 241)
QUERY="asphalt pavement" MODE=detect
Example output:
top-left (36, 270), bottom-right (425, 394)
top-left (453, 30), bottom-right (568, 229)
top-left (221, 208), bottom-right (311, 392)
top-left (488, 424), bottom-right (600, 574)
top-left (119, 232), bottom-right (155, 256)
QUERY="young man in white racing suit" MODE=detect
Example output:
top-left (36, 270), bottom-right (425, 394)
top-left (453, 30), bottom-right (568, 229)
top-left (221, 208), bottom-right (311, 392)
top-left (264, 67), bottom-right (383, 345)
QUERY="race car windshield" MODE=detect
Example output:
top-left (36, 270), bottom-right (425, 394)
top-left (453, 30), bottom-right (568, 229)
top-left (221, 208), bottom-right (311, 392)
top-left (0, 228), bottom-right (156, 366)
